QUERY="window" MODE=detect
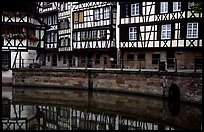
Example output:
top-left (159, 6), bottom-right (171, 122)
top-left (131, 3), bottom-right (140, 16)
top-left (152, 54), bottom-right (160, 64)
top-left (2, 51), bottom-right (10, 69)
top-left (129, 27), bottom-right (137, 40)
top-left (73, 32), bottom-right (77, 41)
top-left (53, 15), bottom-right (57, 25)
top-left (48, 16), bottom-right (52, 25)
top-left (161, 24), bottom-right (171, 39)
top-left (104, 7), bottom-right (110, 19)
top-left (99, 30), bottom-right (106, 39)
top-left (94, 9), bottom-right (100, 20)
top-left (138, 54), bottom-right (145, 61)
top-left (73, 12), bottom-right (79, 23)
top-left (92, 30), bottom-right (97, 39)
top-left (160, 2), bottom-right (168, 13)
top-left (79, 11), bottom-right (84, 23)
top-left (188, 2), bottom-right (194, 9)
top-left (54, 33), bottom-right (57, 42)
top-left (173, 2), bottom-right (181, 12)
top-left (95, 54), bottom-right (100, 64)
top-left (127, 54), bottom-right (135, 61)
top-left (51, 33), bottom-right (54, 42)
top-left (80, 31), bottom-right (86, 41)
top-left (47, 34), bottom-right (50, 43)
top-left (187, 23), bottom-right (198, 38)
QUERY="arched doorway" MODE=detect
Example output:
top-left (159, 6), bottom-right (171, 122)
top-left (52, 54), bottom-right (57, 66)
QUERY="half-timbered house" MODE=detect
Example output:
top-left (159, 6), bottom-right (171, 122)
top-left (117, 2), bottom-right (202, 70)
top-left (72, 2), bottom-right (117, 68)
top-left (37, 2), bottom-right (59, 66)
top-left (57, 2), bottom-right (73, 67)
top-left (2, 2), bottom-right (47, 77)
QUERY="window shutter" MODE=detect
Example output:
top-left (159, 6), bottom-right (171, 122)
top-left (171, 23), bottom-right (175, 39)
top-left (180, 22), bottom-right (186, 39)
top-left (157, 24), bottom-right (161, 40)
top-left (155, 2), bottom-right (160, 14)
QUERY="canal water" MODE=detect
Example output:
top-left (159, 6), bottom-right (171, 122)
top-left (2, 86), bottom-right (202, 130)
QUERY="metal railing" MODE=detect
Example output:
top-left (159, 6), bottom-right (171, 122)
top-left (14, 57), bottom-right (202, 73)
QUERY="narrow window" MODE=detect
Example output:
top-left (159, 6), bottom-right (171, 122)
top-left (94, 8), bottom-right (100, 20)
top-left (99, 30), bottom-right (106, 39)
top-left (127, 54), bottom-right (135, 61)
top-left (104, 7), bottom-right (110, 19)
top-left (80, 31), bottom-right (86, 41)
top-left (73, 12), bottom-right (79, 23)
top-left (187, 23), bottom-right (198, 38)
top-left (92, 30), bottom-right (97, 39)
top-left (173, 2), bottom-right (181, 12)
top-left (47, 34), bottom-right (50, 43)
top-left (160, 2), bottom-right (168, 13)
top-left (161, 24), bottom-right (171, 39)
top-left (152, 54), bottom-right (160, 64)
top-left (129, 27), bottom-right (137, 40)
top-left (79, 11), bottom-right (84, 23)
top-left (131, 3), bottom-right (140, 16)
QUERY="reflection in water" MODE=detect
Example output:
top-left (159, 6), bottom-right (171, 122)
top-left (2, 86), bottom-right (202, 130)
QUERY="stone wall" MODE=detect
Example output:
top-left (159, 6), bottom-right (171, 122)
top-left (12, 69), bottom-right (202, 104)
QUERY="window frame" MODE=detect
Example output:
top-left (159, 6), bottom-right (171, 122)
top-left (173, 2), bottom-right (181, 12)
top-left (131, 3), bottom-right (140, 16)
top-left (94, 8), bottom-right (100, 21)
top-left (187, 22), bottom-right (198, 39)
top-left (161, 24), bottom-right (171, 40)
top-left (160, 2), bottom-right (168, 13)
top-left (129, 27), bottom-right (137, 41)
top-left (104, 7), bottom-right (110, 19)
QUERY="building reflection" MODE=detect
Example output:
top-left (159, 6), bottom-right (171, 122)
top-left (2, 98), bottom-right (175, 130)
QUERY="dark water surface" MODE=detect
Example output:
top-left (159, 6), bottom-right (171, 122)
top-left (2, 86), bottom-right (202, 130)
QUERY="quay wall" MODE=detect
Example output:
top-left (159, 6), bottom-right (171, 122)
top-left (12, 68), bottom-right (202, 104)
